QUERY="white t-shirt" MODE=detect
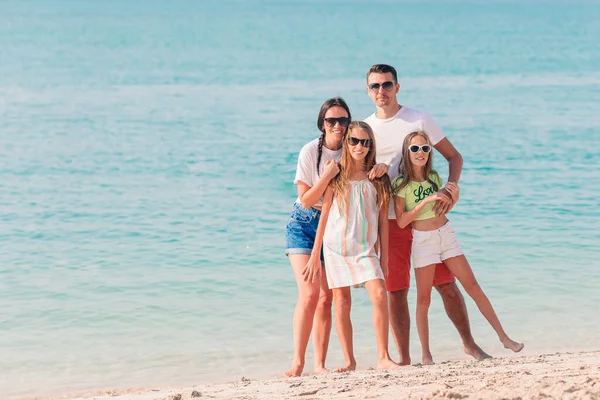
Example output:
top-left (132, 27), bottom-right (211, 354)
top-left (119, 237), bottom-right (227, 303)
top-left (364, 106), bottom-right (445, 218)
top-left (294, 138), bottom-right (342, 208)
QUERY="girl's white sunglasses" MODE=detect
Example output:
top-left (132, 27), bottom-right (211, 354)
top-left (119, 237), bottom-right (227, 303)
top-left (408, 144), bottom-right (432, 153)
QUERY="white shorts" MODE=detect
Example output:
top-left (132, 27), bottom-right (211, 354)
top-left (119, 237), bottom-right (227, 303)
top-left (412, 221), bottom-right (463, 269)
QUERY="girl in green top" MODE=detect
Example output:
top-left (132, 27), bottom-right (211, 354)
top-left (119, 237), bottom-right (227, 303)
top-left (393, 131), bottom-right (523, 365)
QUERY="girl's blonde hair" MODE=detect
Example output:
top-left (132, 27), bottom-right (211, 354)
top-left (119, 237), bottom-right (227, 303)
top-left (330, 121), bottom-right (391, 211)
top-left (394, 131), bottom-right (439, 194)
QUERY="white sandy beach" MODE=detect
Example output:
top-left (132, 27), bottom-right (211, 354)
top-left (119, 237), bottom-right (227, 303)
top-left (29, 350), bottom-right (598, 400)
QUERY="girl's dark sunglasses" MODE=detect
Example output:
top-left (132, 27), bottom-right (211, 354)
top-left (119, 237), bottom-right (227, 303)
top-left (408, 144), bottom-right (431, 153)
top-left (324, 117), bottom-right (350, 127)
top-left (347, 137), bottom-right (372, 147)
top-left (368, 81), bottom-right (396, 92)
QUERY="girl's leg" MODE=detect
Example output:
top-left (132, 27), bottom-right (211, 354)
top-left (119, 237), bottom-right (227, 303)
top-left (414, 264), bottom-right (437, 365)
top-left (312, 271), bottom-right (333, 373)
top-left (363, 279), bottom-right (401, 369)
top-left (285, 254), bottom-right (322, 377)
top-left (332, 287), bottom-right (356, 372)
top-left (443, 255), bottom-right (524, 353)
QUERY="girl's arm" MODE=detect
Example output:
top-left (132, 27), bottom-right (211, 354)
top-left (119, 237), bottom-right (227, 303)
top-left (302, 187), bottom-right (334, 283)
top-left (378, 201), bottom-right (390, 278)
top-left (394, 193), bottom-right (448, 229)
top-left (297, 160), bottom-right (339, 209)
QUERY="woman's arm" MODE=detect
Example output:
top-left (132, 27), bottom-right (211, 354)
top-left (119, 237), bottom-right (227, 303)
top-left (378, 202), bottom-right (389, 278)
top-left (394, 193), bottom-right (448, 229)
top-left (302, 187), bottom-right (334, 283)
top-left (298, 160), bottom-right (339, 209)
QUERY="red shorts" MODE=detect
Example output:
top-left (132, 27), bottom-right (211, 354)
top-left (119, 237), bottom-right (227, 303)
top-left (386, 220), bottom-right (455, 292)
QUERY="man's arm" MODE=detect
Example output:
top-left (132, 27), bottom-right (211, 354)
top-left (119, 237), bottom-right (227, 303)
top-left (433, 138), bottom-right (463, 215)
top-left (434, 137), bottom-right (463, 183)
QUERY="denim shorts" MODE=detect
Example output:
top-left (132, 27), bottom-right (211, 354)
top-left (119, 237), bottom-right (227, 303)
top-left (285, 202), bottom-right (324, 261)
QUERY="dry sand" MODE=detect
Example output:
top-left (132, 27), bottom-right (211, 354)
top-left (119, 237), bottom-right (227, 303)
top-left (36, 351), bottom-right (600, 400)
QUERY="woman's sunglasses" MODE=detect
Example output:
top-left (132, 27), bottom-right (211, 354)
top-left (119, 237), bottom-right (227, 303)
top-left (367, 81), bottom-right (396, 92)
top-left (324, 117), bottom-right (350, 128)
top-left (408, 144), bottom-right (432, 153)
top-left (347, 137), bottom-right (372, 148)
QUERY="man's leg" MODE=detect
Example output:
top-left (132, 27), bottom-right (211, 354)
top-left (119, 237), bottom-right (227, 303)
top-left (386, 221), bottom-right (412, 365)
top-left (388, 288), bottom-right (410, 365)
top-left (433, 264), bottom-right (491, 360)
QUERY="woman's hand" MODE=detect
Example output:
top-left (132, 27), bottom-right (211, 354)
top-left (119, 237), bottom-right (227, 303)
top-left (323, 160), bottom-right (340, 180)
top-left (302, 255), bottom-right (322, 283)
top-left (368, 163), bottom-right (389, 180)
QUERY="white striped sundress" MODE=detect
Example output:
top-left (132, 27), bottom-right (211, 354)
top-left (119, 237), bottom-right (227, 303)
top-left (323, 179), bottom-right (385, 289)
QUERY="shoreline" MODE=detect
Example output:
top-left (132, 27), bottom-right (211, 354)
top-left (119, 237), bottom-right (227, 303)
top-left (17, 350), bottom-right (600, 400)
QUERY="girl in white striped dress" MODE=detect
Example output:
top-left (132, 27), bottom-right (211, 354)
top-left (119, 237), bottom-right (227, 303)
top-left (304, 121), bottom-right (399, 372)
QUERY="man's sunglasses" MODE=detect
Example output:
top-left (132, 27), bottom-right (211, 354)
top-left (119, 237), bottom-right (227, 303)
top-left (324, 117), bottom-right (350, 127)
top-left (408, 144), bottom-right (432, 153)
top-left (347, 137), bottom-right (373, 147)
top-left (368, 81), bottom-right (396, 92)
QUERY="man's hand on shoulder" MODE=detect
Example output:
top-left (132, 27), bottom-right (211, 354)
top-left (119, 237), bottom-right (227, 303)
top-left (368, 163), bottom-right (388, 180)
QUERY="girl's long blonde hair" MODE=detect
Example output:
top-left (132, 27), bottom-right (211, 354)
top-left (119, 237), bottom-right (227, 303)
top-left (394, 131), bottom-right (439, 194)
top-left (330, 121), bottom-right (391, 211)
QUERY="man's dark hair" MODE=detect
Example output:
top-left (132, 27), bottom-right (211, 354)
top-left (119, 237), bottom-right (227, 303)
top-left (367, 64), bottom-right (398, 83)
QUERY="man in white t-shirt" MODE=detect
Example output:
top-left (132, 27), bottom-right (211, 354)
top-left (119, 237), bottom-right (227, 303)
top-left (364, 64), bottom-right (490, 365)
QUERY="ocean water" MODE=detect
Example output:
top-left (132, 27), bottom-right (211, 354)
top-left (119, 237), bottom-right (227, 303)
top-left (1, 0), bottom-right (600, 398)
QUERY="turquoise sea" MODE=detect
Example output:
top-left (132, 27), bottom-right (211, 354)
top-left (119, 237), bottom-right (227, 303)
top-left (1, 0), bottom-right (600, 398)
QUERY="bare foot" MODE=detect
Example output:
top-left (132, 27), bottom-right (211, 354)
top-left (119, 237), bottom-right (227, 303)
top-left (398, 356), bottom-right (411, 366)
top-left (422, 354), bottom-right (435, 365)
top-left (503, 338), bottom-right (524, 353)
top-left (377, 358), bottom-right (401, 370)
top-left (464, 343), bottom-right (492, 361)
top-left (334, 362), bottom-right (356, 373)
top-left (284, 363), bottom-right (304, 377)
top-left (314, 365), bottom-right (329, 374)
